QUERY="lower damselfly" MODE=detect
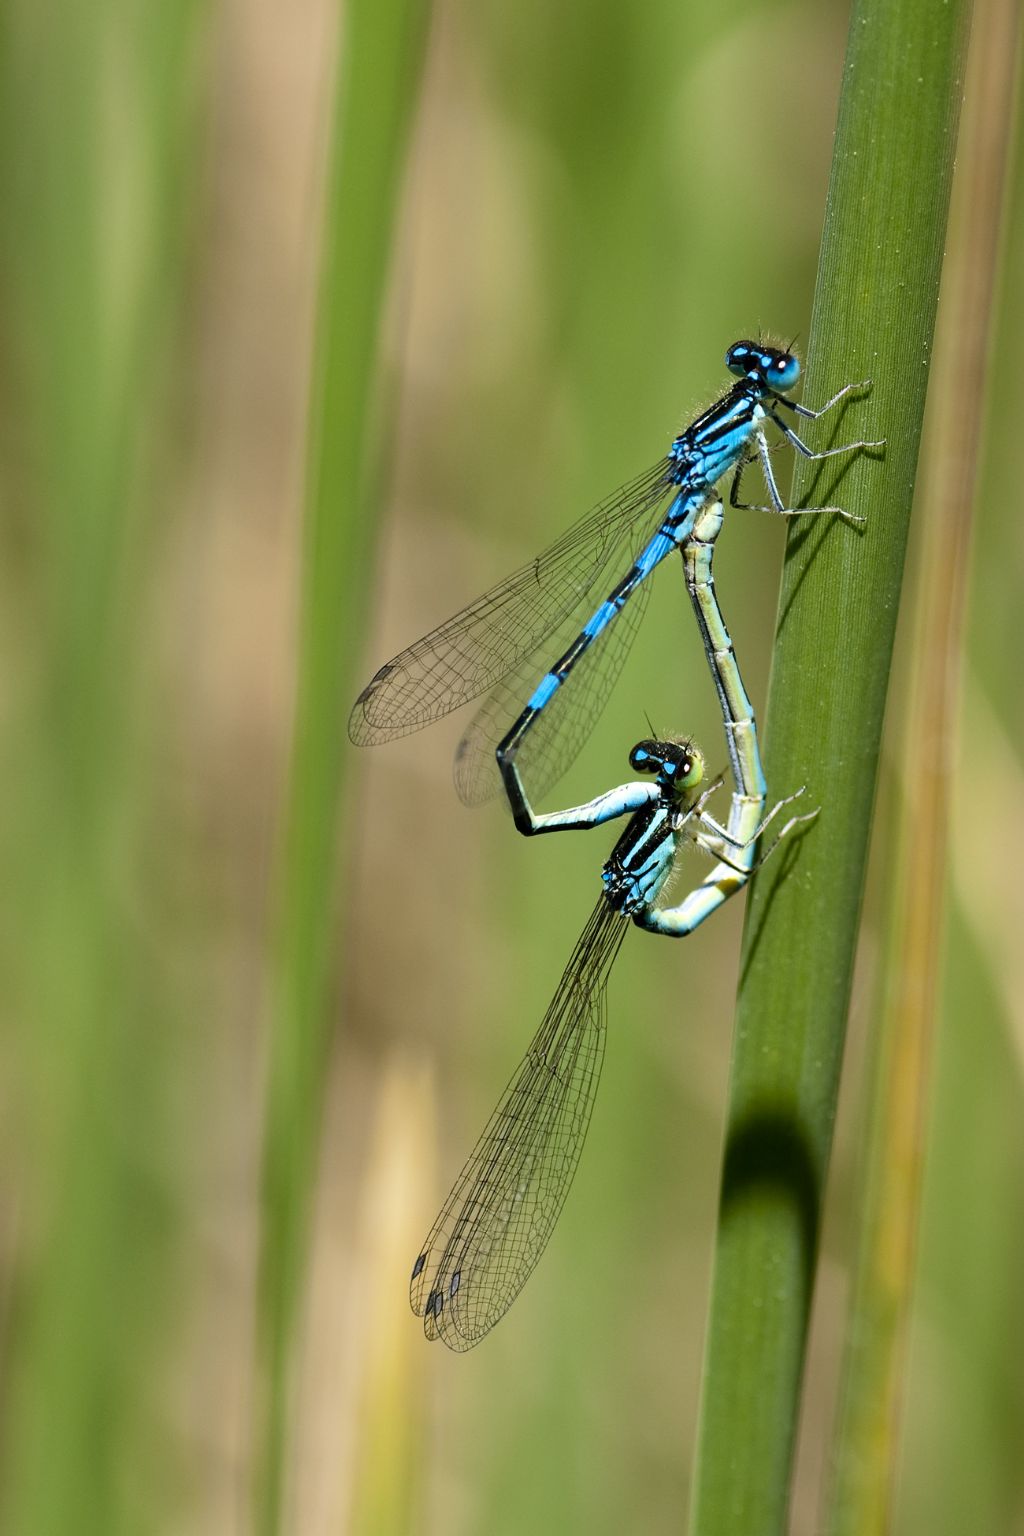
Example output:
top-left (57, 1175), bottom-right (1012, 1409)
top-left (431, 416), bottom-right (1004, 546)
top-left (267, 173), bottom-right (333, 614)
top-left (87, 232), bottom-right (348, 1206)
top-left (411, 736), bottom-right (814, 1349)
top-left (351, 341), bottom-right (881, 811)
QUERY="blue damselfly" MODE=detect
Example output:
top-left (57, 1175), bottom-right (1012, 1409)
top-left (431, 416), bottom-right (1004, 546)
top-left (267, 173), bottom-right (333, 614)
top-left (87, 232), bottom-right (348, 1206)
top-left (351, 342), bottom-right (881, 811)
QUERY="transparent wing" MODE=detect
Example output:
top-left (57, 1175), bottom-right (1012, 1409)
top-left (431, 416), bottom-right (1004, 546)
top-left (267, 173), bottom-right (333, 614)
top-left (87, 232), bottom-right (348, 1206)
top-left (349, 462), bottom-right (674, 745)
top-left (453, 530), bottom-right (656, 807)
top-left (410, 899), bottom-right (627, 1351)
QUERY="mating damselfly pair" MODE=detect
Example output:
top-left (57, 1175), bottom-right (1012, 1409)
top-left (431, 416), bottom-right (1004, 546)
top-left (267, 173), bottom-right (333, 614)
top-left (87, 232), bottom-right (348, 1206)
top-left (350, 340), bottom-right (881, 1350)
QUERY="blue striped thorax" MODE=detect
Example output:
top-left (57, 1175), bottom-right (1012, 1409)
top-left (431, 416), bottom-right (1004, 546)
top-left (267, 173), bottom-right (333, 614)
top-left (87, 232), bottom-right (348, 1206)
top-left (668, 340), bottom-right (800, 488)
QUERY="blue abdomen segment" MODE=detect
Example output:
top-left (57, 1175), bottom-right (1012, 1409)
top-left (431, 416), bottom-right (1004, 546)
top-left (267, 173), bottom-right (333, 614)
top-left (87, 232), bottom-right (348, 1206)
top-left (500, 497), bottom-right (701, 769)
top-left (582, 600), bottom-right (617, 639)
top-left (527, 671), bottom-right (561, 711)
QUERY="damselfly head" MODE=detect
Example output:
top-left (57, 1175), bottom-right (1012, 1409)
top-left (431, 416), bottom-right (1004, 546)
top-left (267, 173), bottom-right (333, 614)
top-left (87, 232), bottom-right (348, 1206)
top-left (726, 339), bottom-right (800, 393)
top-left (628, 736), bottom-right (704, 791)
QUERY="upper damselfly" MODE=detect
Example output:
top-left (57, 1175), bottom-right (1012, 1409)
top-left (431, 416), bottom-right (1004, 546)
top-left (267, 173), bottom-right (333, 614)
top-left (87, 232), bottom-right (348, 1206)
top-left (350, 342), bottom-right (881, 811)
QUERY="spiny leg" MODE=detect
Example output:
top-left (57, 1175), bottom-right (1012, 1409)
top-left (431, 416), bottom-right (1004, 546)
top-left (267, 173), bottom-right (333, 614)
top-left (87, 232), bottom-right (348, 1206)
top-left (694, 802), bottom-right (819, 875)
top-left (781, 376), bottom-right (871, 421)
top-left (730, 442), bottom-right (866, 529)
top-left (767, 405), bottom-right (885, 461)
top-left (697, 784), bottom-right (812, 849)
top-left (750, 805), bottom-right (820, 868)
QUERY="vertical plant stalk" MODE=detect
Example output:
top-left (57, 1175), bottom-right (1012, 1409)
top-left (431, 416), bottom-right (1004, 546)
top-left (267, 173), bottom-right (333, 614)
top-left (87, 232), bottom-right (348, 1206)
top-left (255, 1), bottom-right (430, 1530)
top-left (824, 2), bottom-right (1021, 1530)
top-left (689, 2), bottom-right (972, 1532)
top-left (0, 5), bottom-right (202, 1534)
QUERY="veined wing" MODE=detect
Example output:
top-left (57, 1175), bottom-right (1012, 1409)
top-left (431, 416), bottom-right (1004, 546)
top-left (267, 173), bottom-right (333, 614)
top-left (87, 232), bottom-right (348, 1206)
top-left (410, 899), bottom-right (627, 1351)
top-left (453, 511), bottom-right (662, 807)
top-left (349, 462), bottom-right (674, 745)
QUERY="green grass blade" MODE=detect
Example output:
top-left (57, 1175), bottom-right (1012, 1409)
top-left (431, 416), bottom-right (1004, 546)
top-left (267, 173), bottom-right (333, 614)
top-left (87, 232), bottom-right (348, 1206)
top-left (0, 4), bottom-right (204, 1533)
top-left (254, 1), bottom-right (430, 1530)
top-left (825, 2), bottom-right (1021, 1529)
top-left (689, 2), bottom-right (973, 1531)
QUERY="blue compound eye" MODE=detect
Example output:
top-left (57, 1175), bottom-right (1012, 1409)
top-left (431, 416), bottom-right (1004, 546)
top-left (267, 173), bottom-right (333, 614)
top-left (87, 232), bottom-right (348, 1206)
top-left (726, 341), bottom-right (800, 392)
top-left (771, 352), bottom-right (800, 391)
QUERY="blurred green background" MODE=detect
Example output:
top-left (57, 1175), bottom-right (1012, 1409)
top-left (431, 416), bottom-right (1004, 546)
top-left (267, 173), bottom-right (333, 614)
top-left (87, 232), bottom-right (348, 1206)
top-left (1, 0), bottom-right (1022, 1533)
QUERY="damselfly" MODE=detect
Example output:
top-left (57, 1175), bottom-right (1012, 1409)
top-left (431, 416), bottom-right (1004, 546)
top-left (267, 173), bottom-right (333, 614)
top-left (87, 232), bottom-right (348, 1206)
top-left (411, 736), bottom-right (813, 1349)
top-left (415, 484), bottom-right (806, 1346)
top-left (351, 342), bottom-right (881, 810)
